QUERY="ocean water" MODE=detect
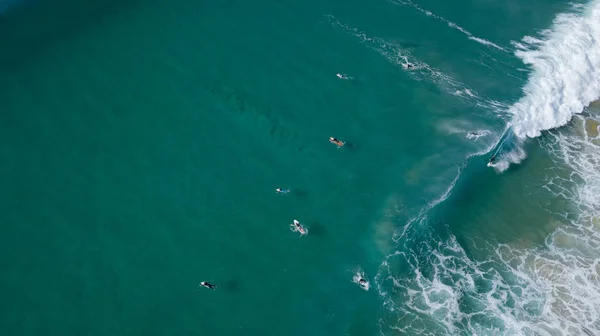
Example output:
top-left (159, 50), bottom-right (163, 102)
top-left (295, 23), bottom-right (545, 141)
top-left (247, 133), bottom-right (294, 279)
top-left (1, 0), bottom-right (599, 335)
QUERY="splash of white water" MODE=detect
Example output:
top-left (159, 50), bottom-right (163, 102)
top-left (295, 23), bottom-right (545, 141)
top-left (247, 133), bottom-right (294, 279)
top-left (509, 2), bottom-right (600, 139)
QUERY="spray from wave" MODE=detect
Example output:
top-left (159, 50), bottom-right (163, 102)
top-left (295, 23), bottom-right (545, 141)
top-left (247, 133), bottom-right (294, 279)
top-left (496, 1), bottom-right (600, 170)
top-left (510, 2), bottom-right (600, 138)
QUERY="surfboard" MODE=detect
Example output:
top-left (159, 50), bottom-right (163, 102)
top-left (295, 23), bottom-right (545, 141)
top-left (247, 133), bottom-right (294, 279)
top-left (487, 125), bottom-right (513, 166)
top-left (291, 220), bottom-right (307, 235)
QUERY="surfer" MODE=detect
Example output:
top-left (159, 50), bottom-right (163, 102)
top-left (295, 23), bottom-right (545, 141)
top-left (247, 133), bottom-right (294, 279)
top-left (276, 188), bottom-right (289, 193)
top-left (329, 137), bottom-right (345, 147)
top-left (403, 62), bottom-right (414, 69)
top-left (467, 130), bottom-right (490, 140)
top-left (488, 155), bottom-right (496, 165)
top-left (291, 219), bottom-right (307, 235)
top-left (352, 269), bottom-right (369, 290)
top-left (357, 277), bottom-right (369, 290)
top-left (336, 73), bottom-right (349, 79)
top-left (200, 281), bottom-right (217, 290)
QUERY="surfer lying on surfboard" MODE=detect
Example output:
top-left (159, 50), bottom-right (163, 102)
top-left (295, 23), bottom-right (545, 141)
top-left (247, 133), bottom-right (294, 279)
top-left (199, 281), bottom-right (217, 290)
top-left (290, 219), bottom-right (307, 235)
top-left (276, 188), bottom-right (290, 194)
top-left (329, 137), bottom-right (345, 148)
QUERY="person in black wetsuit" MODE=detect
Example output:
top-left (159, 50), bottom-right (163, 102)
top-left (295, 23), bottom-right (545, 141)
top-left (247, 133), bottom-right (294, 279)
top-left (329, 137), bottom-right (345, 147)
top-left (200, 281), bottom-right (217, 290)
top-left (488, 155), bottom-right (496, 165)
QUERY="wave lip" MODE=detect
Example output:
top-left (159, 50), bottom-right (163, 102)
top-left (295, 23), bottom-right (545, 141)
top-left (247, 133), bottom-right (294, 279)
top-left (510, 1), bottom-right (600, 139)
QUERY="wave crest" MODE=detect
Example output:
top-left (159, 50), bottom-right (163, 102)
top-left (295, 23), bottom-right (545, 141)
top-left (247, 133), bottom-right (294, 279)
top-left (510, 1), bottom-right (600, 139)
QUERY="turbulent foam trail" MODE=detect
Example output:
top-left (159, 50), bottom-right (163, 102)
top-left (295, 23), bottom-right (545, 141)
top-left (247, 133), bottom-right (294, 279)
top-left (388, 0), bottom-right (506, 51)
top-left (378, 221), bottom-right (600, 335)
top-left (390, 163), bottom-right (465, 244)
top-left (325, 15), bottom-right (506, 112)
top-left (509, 1), bottom-right (600, 139)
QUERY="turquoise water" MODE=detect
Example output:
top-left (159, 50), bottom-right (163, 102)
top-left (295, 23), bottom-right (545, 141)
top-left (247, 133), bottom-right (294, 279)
top-left (1, 0), bottom-right (600, 335)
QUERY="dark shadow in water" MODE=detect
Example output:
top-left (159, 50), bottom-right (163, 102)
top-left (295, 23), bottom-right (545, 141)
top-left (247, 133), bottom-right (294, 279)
top-left (344, 142), bottom-right (359, 152)
top-left (221, 279), bottom-right (240, 292)
top-left (308, 222), bottom-right (327, 237)
top-left (292, 188), bottom-right (308, 199)
top-left (0, 0), bottom-right (143, 71)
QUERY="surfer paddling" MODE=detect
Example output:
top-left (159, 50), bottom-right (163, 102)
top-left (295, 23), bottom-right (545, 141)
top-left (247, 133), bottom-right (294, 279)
top-left (352, 270), bottom-right (370, 291)
top-left (199, 281), bottom-right (217, 290)
top-left (329, 137), bottom-right (345, 148)
top-left (290, 219), bottom-right (307, 235)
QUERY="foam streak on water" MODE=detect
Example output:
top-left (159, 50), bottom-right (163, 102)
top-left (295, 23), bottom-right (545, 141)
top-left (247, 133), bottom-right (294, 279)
top-left (387, 0), bottom-right (506, 51)
top-left (325, 15), bottom-right (507, 113)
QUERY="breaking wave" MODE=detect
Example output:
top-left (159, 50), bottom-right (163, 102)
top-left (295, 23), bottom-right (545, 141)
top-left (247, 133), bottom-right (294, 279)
top-left (375, 2), bottom-right (600, 335)
top-left (509, 2), bottom-right (600, 139)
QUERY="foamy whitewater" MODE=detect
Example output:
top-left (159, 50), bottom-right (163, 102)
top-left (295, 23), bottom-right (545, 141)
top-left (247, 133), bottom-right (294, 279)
top-left (495, 1), bottom-right (600, 171)
top-left (375, 1), bottom-right (600, 335)
top-left (510, 1), bottom-right (600, 139)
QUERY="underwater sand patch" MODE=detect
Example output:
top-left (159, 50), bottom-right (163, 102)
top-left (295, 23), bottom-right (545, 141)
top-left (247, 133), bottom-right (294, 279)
top-left (584, 118), bottom-right (599, 137)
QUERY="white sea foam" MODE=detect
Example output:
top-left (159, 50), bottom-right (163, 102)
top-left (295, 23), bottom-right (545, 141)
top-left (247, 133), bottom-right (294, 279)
top-left (489, 2), bottom-right (600, 171)
top-left (378, 222), bottom-right (600, 335)
top-left (453, 88), bottom-right (476, 98)
top-left (379, 130), bottom-right (600, 333)
top-left (387, 0), bottom-right (506, 51)
top-left (376, 3), bottom-right (600, 334)
top-left (509, 1), bottom-right (600, 139)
